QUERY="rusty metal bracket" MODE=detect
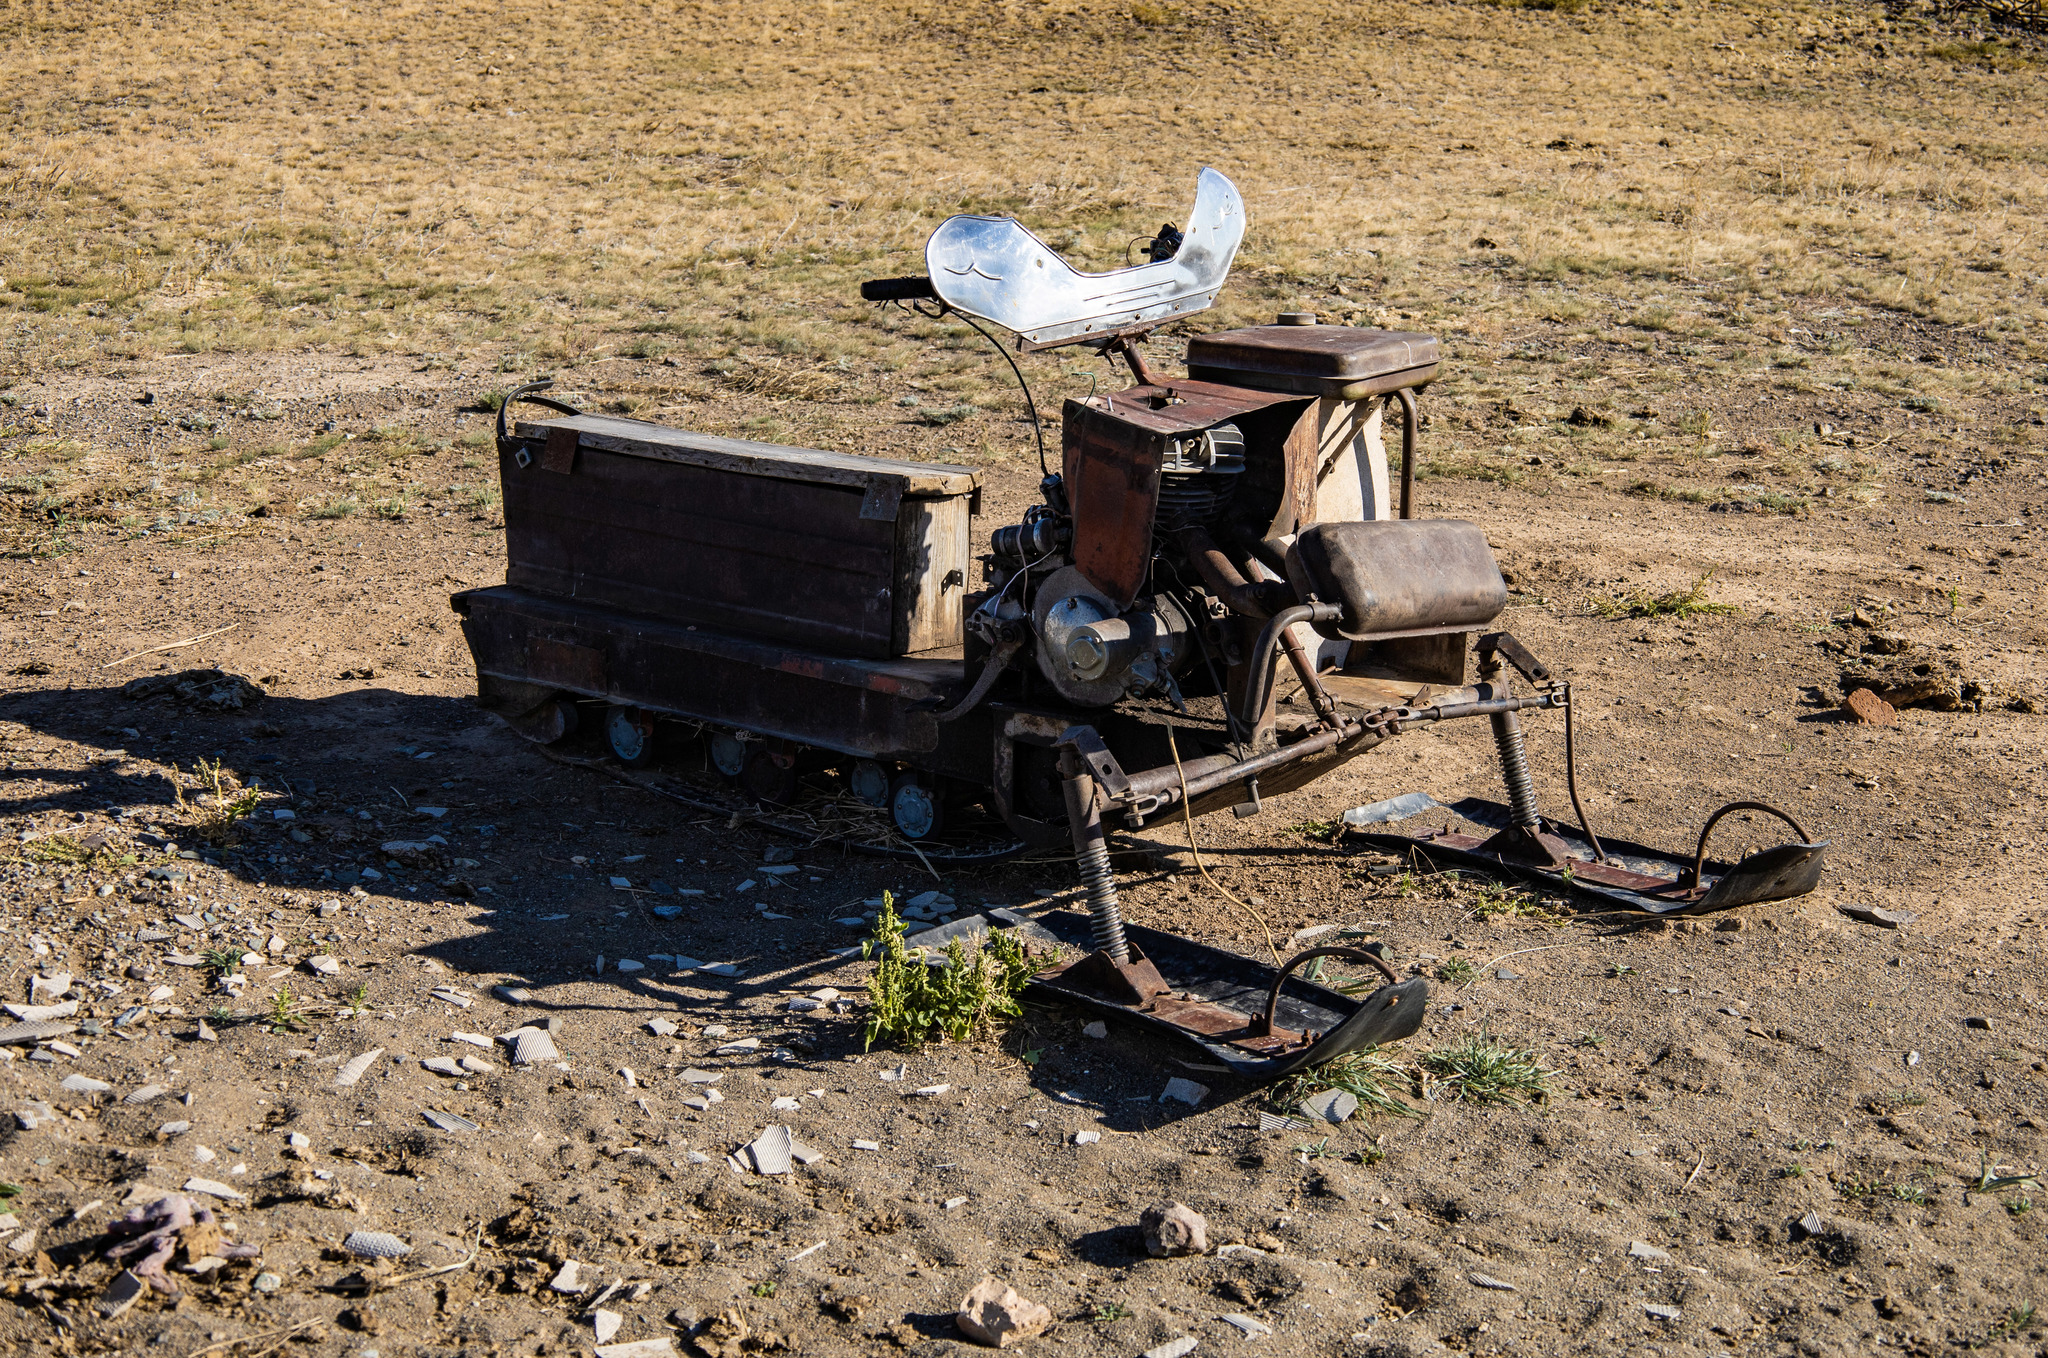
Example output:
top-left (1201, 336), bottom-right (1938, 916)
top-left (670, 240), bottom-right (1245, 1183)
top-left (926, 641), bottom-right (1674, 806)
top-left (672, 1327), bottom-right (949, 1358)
top-left (1475, 631), bottom-right (1552, 686)
top-left (1681, 801), bottom-right (1815, 888)
top-left (1254, 946), bottom-right (1400, 1039)
top-left (934, 637), bottom-right (1021, 723)
top-left (1056, 725), bottom-right (1132, 800)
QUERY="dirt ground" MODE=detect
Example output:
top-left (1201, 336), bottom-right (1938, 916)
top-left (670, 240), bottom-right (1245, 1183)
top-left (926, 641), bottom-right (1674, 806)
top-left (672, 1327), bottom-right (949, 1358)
top-left (5, 0), bottom-right (2048, 1353)
top-left (1, 329), bottom-right (2045, 1358)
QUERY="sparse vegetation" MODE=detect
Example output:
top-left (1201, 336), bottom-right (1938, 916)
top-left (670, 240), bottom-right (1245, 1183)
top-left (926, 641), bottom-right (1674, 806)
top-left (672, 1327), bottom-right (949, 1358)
top-left (1434, 956), bottom-right (1478, 986)
top-left (1273, 1047), bottom-right (1421, 1121)
top-left (1591, 570), bottom-right (1738, 622)
top-left (176, 759), bottom-right (263, 846)
top-left (1416, 1033), bottom-right (1552, 1105)
top-left (861, 892), bottom-right (1040, 1048)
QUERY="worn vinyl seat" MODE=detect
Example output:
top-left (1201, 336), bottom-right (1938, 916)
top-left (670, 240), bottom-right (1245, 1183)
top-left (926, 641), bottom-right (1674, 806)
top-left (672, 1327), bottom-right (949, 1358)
top-left (1284, 520), bottom-right (1507, 641)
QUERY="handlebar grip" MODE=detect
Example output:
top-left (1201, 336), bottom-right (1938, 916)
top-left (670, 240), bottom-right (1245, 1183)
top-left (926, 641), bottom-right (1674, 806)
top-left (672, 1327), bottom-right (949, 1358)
top-left (861, 275), bottom-right (937, 302)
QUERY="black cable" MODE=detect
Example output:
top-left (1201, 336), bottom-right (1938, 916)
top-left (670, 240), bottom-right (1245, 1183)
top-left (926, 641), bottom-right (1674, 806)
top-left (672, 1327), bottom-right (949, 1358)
top-left (952, 311), bottom-right (1048, 477)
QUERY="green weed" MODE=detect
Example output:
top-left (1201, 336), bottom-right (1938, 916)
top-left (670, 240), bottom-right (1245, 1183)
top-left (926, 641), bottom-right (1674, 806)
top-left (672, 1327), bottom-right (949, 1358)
top-left (1416, 1033), bottom-right (1551, 1105)
top-left (1272, 1047), bottom-right (1420, 1121)
top-left (1591, 570), bottom-right (1736, 621)
top-left (861, 892), bottom-right (1041, 1048)
top-left (1434, 956), bottom-right (1478, 986)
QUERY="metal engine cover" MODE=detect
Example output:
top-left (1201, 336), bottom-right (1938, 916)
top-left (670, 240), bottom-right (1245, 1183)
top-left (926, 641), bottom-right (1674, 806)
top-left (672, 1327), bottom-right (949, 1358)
top-left (1031, 566), bottom-right (1126, 707)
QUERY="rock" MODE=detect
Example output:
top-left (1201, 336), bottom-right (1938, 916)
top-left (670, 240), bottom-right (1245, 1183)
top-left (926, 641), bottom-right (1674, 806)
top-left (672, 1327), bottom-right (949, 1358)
top-left (61, 1074), bottom-right (112, 1095)
top-left (647, 1018), bottom-right (679, 1037)
top-left (595, 1342), bottom-right (675, 1358)
top-left (459, 1055), bottom-right (493, 1074)
top-left (956, 1277), bottom-right (1052, 1348)
top-left (98, 1269), bottom-right (147, 1319)
top-left (1964, 1016), bottom-right (1993, 1031)
top-left (910, 1083), bottom-right (951, 1097)
top-left (252, 1272), bottom-right (283, 1293)
top-left (29, 973), bottom-right (72, 1004)
top-left (422, 1057), bottom-right (465, 1077)
top-left (124, 1085), bottom-right (166, 1105)
top-left (713, 1038), bottom-right (761, 1055)
top-left (1628, 1240), bottom-right (1670, 1263)
top-left (1140, 1202), bottom-right (1210, 1257)
top-left (157, 1121), bottom-right (190, 1137)
top-left (119, 669), bottom-right (264, 711)
top-left (4, 1001), bottom-right (80, 1021)
top-left (549, 1259), bottom-right (590, 1294)
top-left (1841, 688), bottom-right (1897, 726)
top-left (1713, 917), bottom-right (1745, 932)
top-left (494, 985), bottom-right (533, 1004)
top-left (852, 1139), bottom-right (881, 1151)
top-left (1141, 1340), bottom-right (1199, 1358)
top-left (422, 1109), bottom-right (479, 1133)
top-left (196, 1020), bottom-right (217, 1042)
top-left (501, 1027), bottom-right (561, 1064)
top-left (1160, 1077), bottom-right (1208, 1106)
top-left (1836, 904), bottom-right (1916, 929)
top-left (593, 1309), bottom-right (623, 1344)
top-left (1299, 1088), bottom-right (1358, 1124)
top-left (1082, 1021), bottom-right (1108, 1039)
top-left (616, 960), bottom-right (645, 975)
top-left (307, 956), bottom-right (341, 976)
top-left (183, 1177), bottom-right (246, 1201)
top-left (334, 1048), bottom-right (385, 1087)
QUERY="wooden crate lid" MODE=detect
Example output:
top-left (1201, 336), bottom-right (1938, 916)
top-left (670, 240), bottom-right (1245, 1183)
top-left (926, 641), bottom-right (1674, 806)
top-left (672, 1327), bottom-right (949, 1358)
top-left (514, 413), bottom-right (981, 499)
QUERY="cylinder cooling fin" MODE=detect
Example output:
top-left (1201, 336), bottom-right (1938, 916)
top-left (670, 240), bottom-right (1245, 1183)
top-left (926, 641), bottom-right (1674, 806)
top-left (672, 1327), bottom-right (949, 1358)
top-left (1156, 422), bottom-right (1245, 534)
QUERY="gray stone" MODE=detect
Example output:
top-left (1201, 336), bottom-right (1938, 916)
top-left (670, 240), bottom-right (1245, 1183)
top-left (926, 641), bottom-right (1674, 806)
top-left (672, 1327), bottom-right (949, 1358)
top-left (1140, 1202), bottom-right (1209, 1257)
top-left (1159, 1077), bottom-right (1208, 1106)
top-left (1836, 903), bottom-right (1916, 929)
top-left (956, 1276), bottom-right (1051, 1348)
top-left (1299, 1088), bottom-right (1358, 1124)
top-left (1628, 1240), bottom-right (1670, 1263)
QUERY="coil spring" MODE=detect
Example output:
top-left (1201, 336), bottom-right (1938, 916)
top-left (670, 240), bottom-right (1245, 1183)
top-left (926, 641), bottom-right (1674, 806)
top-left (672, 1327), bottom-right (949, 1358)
top-left (1491, 711), bottom-right (1542, 829)
top-left (1075, 834), bottom-right (1130, 962)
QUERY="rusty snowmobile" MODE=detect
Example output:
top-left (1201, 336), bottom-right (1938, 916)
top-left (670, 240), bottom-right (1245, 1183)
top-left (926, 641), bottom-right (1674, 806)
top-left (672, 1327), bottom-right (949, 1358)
top-left (453, 168), bottom-right (1826, 1078)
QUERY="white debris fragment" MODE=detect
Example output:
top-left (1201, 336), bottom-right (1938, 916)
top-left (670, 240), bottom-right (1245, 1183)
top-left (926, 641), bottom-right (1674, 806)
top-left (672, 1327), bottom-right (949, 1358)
top-left (500, 1027), bottom-right (561, 1065)
top-left (646, 1019), bottom-right (679, 1037)
top-left (344, 1230), bottom-right (412, 1259)
top-left (1073, 1130), bottom-right (1101, 1146)
top-left (182, 1177), bottom-right (246, 1202)
top-left (1159, 1077), bottom-right (1208, 1106)
top-left (450, 1032), bottom-right (491, 1047)
top-left (1221, 1313), bottom-right (1272, 1336)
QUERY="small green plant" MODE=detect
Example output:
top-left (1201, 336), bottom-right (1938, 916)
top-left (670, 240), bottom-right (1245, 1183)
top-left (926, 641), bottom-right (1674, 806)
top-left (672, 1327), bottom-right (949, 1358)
top-left (1417, 1033), bottom-right (1551, 1106)
top-left (1349, 1143), bottom-right (1386, 1166)
top-left (0, 1182), bottom-right (19, 1201)
top-left (268, 987), bottom-right (306, 1033)
top-left (1892, 1182), bottom-right (1926, 1204)
top-left (1433, 956), bottom-right (1477, 986)
top-left (1093, 1302), bottom-right (1131, 1324)
top-left (2009, 1197), bottom-right (2033, 1217)
top-left (372, 495), bottom-right (410, 521)
top-left (862, 892), bottom-right (1040, 1048)
top-left (1575, 1030), bottom-right (1606, 1049)
top-left (1608, 963), bottom-right (1636, 978)
top-left (1974, 1150), bottom-right (2040, 1196)
top-left (345, 983), bottom-right (369, 1010)
top-left (176, 758), bottom-right (262, 846)
top-left (1295, 1136), bottom-right (1337, 1160)
top-left (1986, 1304), bottom-right (2036, 1345)
top-left (750, 1280), bottom-right (777, 1299)
top-left (1891, 1090), bottom-right (1928, 1108)
top-left (201, 947), bottom-right (243, 978)
top-left (1467, 880), bottom-right (1563, 924)
top-left (472, 388), bottom-right (510, 412)
top-left (209, 1003), bottom-right (235, 1022)
top-left (1288, 816), bottom-right (1342, 840)
top-left (307, 495), bottom-right (358, 520)
top-left (1781, 1163), bottom-right (1807, 1179)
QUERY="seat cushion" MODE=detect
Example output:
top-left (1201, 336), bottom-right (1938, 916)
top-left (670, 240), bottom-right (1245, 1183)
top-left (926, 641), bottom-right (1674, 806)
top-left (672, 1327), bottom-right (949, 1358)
top-left (1285, 520), bottom-right (1506, 640)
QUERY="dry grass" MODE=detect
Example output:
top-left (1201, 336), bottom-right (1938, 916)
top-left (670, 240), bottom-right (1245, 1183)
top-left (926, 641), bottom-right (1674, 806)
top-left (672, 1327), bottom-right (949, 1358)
top-left (0, 0), bottom-right (2042, 520)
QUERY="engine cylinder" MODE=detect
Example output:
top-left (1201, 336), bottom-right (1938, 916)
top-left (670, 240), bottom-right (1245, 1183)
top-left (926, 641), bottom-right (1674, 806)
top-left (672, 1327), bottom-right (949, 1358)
top-left (1155, 422), bottom-right (1244, 533)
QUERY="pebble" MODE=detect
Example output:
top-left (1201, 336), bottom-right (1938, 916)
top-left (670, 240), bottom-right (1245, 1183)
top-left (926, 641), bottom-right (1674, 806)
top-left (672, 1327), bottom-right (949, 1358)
top-left (1299, 1088), bottom-right (1357, 1125)
top-left (713, 1038), bottom-right (761, 1055)
top-left (1628, 1240), bottom-right (1670, 1263)
top-left (593, 1309), bottom-right (623, 1344)
top-left (494, 985), bottom-right (533, 1004)
top-left (957, 1277), bottom-right (1051, 1348)
top-left (1160, 1077), bottom-right (1208, 1106)
top-left (252, 1272), bottom-right (282, 1293)
top-left (852, 1139), bottom-right (880, 1151)
top-left (61, 1074), bottom-right (112, 1095)
top-left (422, 1057), bottom-right (465, 1078)
top-left (157, 1121), bottom-right (190, 1137)
top-left (646, 1019), bottom-right (679, 1037)
top-left (1141, 1339), bottom-right (1199, 1358)
top-left (595, 1342), bottom-right (676, 1358)
top-left (1141, 1202), bottom-right (1210, 1257)
top-left (615, 959), bottom-right (644, 973)
top-left (307, 956), bottom-right (341, 976)
top-left (1082, 1021), bottom-right (1108, 1039)
top-left (770, 1096), bottom-right (801, 1111)
top-left (450, 1031), bottom-right (491, 1047)
top-left (549, 1260), bottom-right (590, 1294)
top-left (680, 1068), bottom-right (721, 1084)
top-left (910, 1084), bottom-right (951, 1098)
top-left (123, 1085), bottom-right (166, 1105)
top-left (183, 1177), bottom-right (246, 1202)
